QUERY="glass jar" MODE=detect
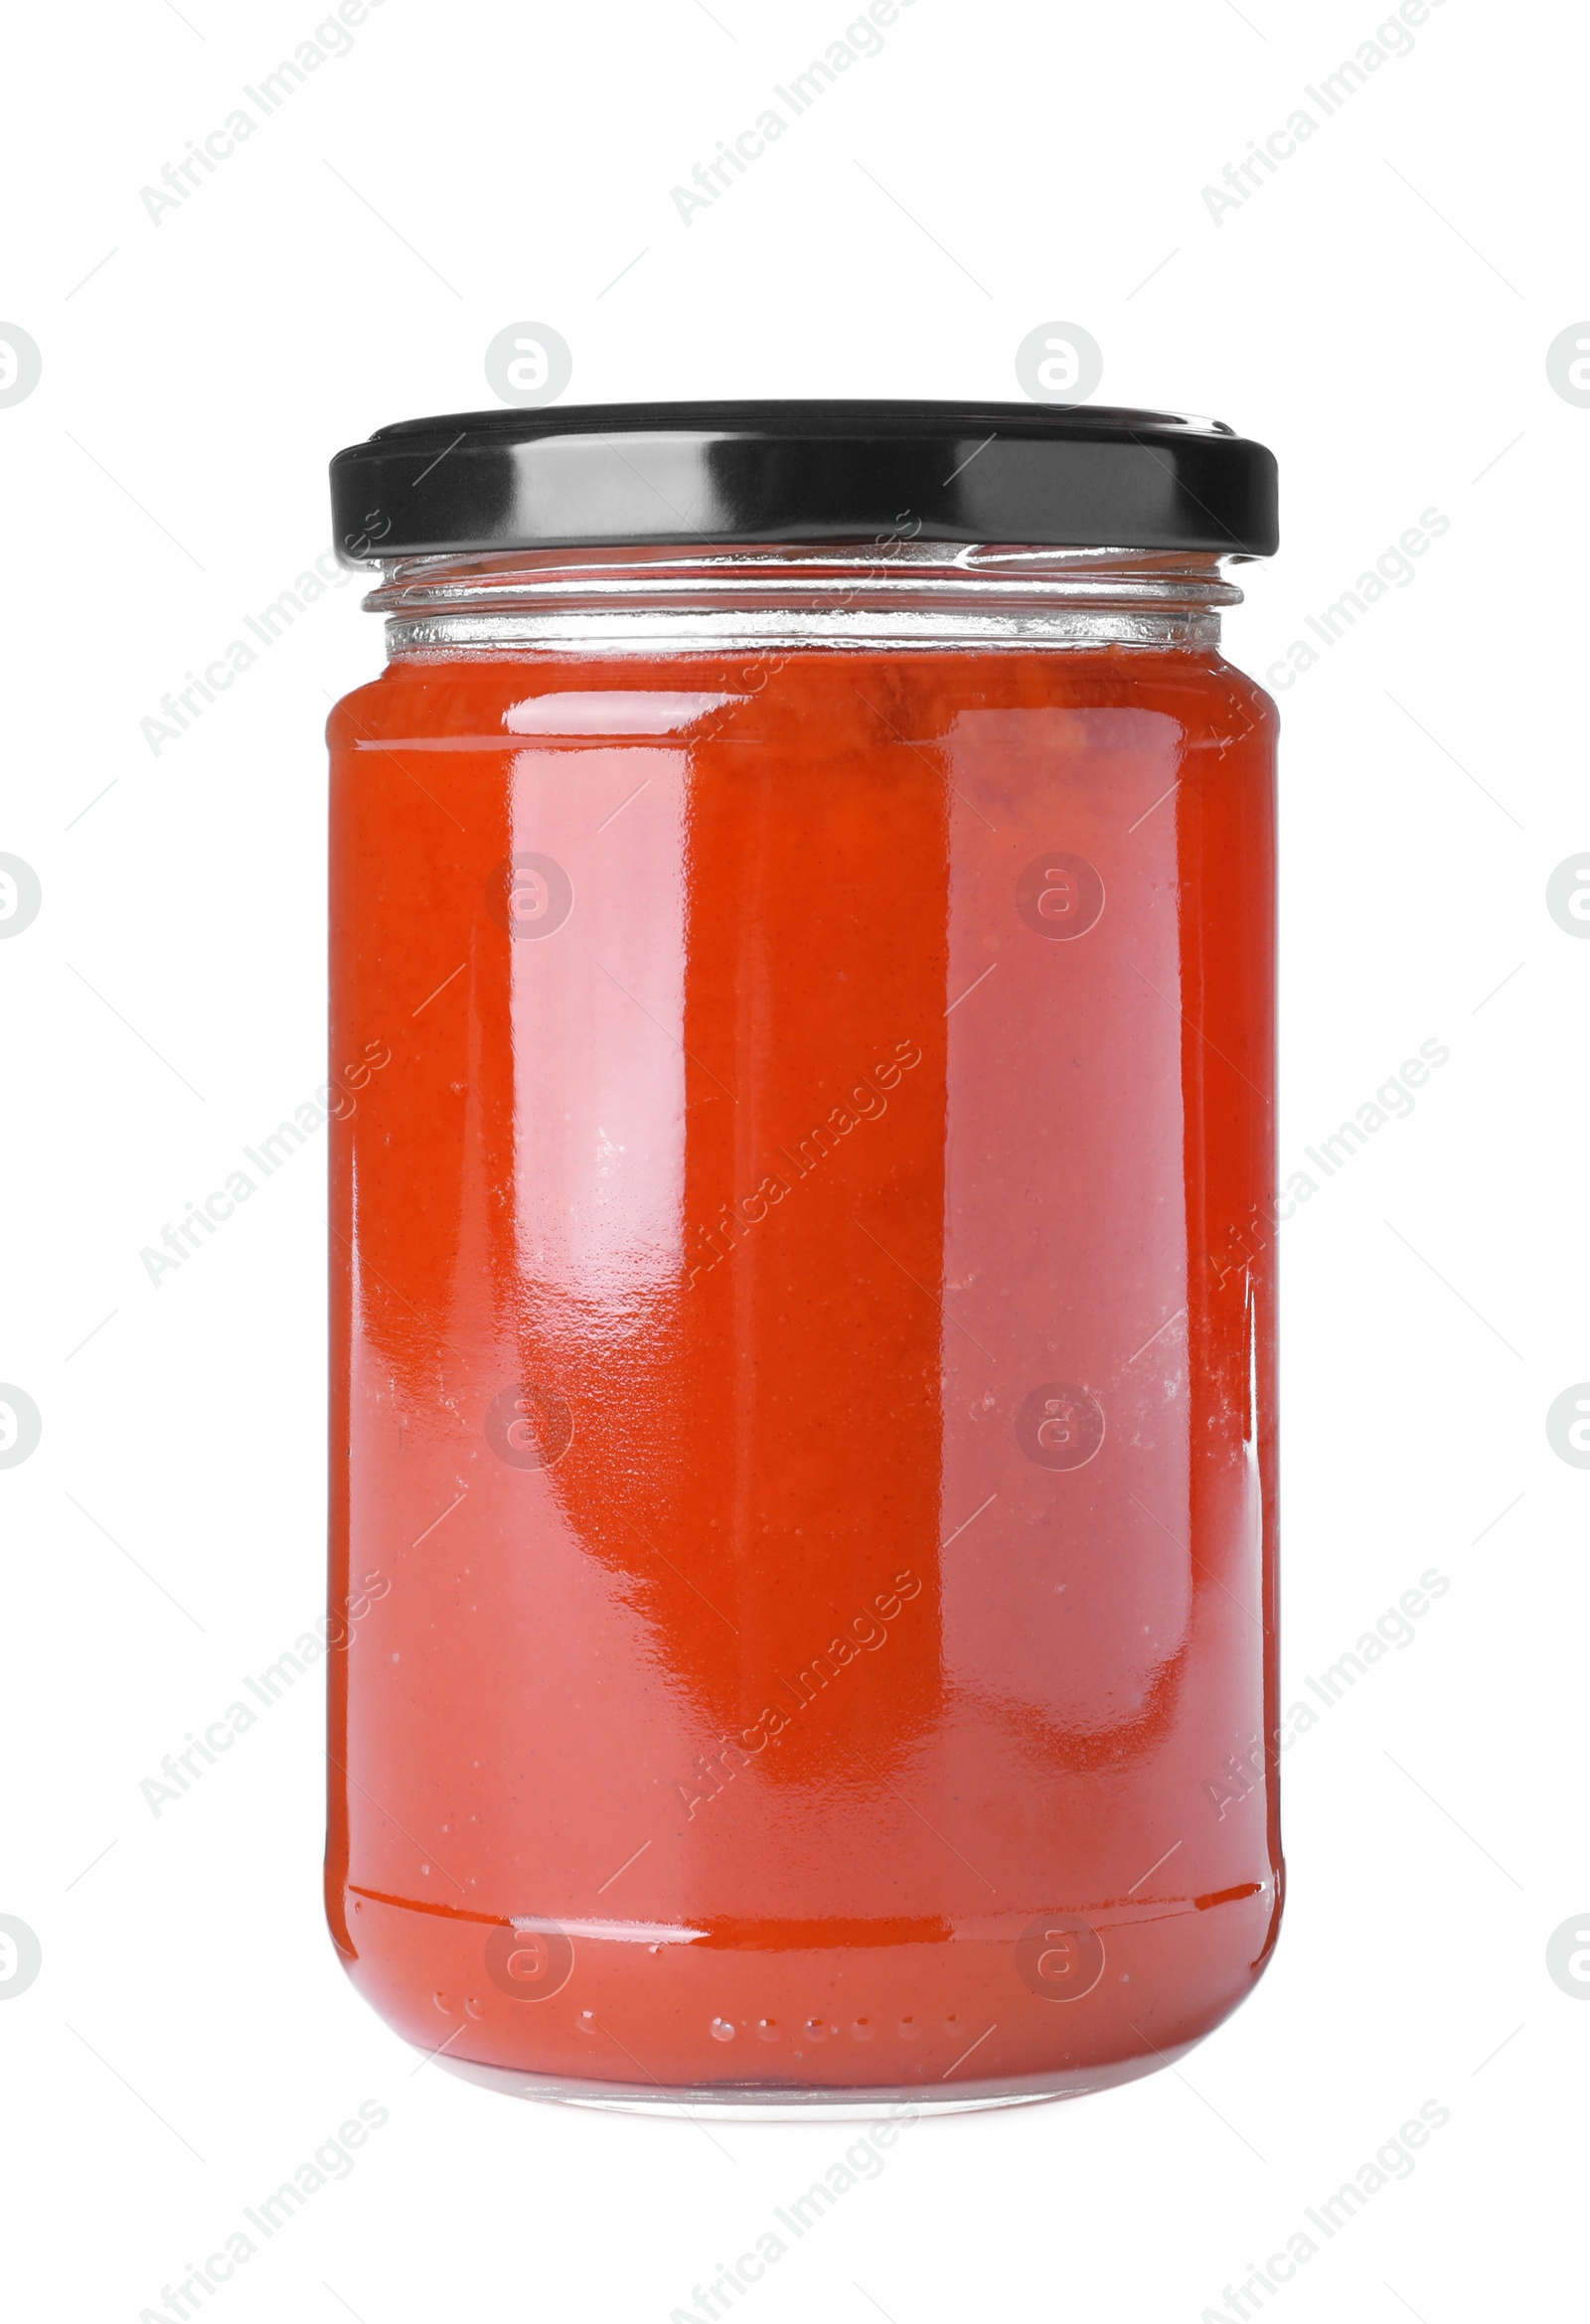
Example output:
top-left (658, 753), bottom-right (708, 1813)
top-left (324, 402), bottom-right (1281, 2113)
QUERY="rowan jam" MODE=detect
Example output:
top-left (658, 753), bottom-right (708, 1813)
top-left (324, 401), bottom-right (1282, 2110)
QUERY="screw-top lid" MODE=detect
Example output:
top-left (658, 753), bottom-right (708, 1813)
top-left (330, 400), bottom-right (1278, 564)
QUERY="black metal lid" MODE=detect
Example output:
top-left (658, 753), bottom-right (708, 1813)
top-left (330, 399), bottom-right (1278, 565)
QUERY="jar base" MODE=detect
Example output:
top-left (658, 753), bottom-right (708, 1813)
top-left (426, 2044), bottom-right (1187, 2115)
top-left (336, 1874), bottom-right (1280, 2104)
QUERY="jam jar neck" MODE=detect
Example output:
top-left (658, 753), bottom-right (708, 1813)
top-left (363, 542), bottom-right (1245, 659)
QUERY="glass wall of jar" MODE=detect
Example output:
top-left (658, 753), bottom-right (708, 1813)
top-left (324, 404), bottom-right (1282, 2112)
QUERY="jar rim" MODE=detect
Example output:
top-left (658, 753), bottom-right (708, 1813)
top-left (363, 543), bottom-right (1240, 660)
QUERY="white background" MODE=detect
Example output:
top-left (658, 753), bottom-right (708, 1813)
top-left (1, 0), bottom-right (1582, 2316)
